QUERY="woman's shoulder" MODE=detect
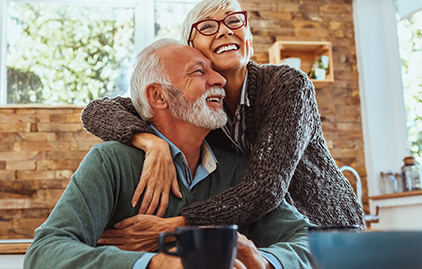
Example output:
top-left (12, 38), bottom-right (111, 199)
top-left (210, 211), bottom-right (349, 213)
top-left (247, 61), bottom-right (313, 92)
top-left (247, 61), bottom-right (314, 101)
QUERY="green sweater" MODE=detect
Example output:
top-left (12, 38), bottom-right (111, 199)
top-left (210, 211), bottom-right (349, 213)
top-left (24, 141), bottom-right (312, 269)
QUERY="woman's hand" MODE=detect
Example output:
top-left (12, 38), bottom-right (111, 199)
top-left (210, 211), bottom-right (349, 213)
top-left (131, 133), bottom-right (182, 216)
top-left (234, 233), bottom-right (274, 269)
top-left (98, 214), bottom-right (186, 252)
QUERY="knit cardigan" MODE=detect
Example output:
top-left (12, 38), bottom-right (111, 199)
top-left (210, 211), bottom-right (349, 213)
top-left (81, 61), bottom-right (365, 229)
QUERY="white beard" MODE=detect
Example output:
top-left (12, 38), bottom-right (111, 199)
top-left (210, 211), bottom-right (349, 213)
top-left (166, 86), bottom-right (227, 130)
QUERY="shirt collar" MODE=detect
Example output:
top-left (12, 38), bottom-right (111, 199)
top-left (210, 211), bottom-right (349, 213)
top-left (150, 125), bottom-right (218, 174)
top-left (240, 71), bottom-right (250, 107)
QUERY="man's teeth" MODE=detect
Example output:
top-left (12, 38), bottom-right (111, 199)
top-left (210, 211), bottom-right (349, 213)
top-left (206, 97), bottom-right (222, 103)
top-left (215, 44), bottom-right (237, 54)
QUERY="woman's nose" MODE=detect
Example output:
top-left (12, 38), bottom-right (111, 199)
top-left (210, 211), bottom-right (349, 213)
top-left (216, 23), bottom-right (234, 39)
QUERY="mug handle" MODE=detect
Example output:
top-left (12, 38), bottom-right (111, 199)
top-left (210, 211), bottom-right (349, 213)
top-left (158, 231), bottom-right (182, 257)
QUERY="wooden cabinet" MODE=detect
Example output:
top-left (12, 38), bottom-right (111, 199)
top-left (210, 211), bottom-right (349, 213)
top-left (268, 41), bottom-right (334, 88)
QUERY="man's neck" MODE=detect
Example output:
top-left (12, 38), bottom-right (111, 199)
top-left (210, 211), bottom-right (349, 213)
top-left (152, 118), bottom-right (208, 176)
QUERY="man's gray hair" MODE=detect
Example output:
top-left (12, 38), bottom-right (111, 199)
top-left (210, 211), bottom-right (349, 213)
top-left (130, 38), bottom-right (181, 120)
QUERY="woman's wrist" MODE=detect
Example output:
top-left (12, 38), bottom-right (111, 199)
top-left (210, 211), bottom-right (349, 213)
top-left (131, 133), bottom-right (168, 152)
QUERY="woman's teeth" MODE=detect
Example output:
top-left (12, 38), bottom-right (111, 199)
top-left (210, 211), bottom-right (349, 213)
top-left (215, 44), bottom-right (238, 54)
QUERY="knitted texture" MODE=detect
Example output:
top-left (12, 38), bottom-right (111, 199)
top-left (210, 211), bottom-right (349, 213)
top-left (81, 61), bottom-right (365, 229)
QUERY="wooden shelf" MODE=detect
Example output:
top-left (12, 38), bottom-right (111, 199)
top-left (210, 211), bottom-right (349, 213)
top-left (268, 41), bottom-right (334, 88)
top-left (369, 190), bottom-right (422, 200)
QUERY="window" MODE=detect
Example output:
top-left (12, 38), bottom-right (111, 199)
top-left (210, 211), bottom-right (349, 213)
top-left (353, 0), bottom-right (422, 196)
top-left (0, 0), bottom-right (199, 105)
top-left (396, 8), bottom-right (422, 163)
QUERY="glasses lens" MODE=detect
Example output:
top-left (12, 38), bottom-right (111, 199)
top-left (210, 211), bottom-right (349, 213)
top-left (196, 20), bottom-right (219, 35)
top-left (224, 13), bottom-right (245, 29)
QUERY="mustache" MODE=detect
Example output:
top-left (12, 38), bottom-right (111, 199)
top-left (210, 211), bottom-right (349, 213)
top-left (204, 87), bottom-right (226, 101)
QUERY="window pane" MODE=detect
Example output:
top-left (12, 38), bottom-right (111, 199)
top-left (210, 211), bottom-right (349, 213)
top-left (6, 2), bottom-right (135, 105)
top-left (154, 1), bottom-right (197, 40)
top-left (397, 9), bottom-right (422, 162)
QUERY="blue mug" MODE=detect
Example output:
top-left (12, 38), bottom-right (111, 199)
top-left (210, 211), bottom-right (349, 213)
top-left (158, 225), bottom-right (238, 269)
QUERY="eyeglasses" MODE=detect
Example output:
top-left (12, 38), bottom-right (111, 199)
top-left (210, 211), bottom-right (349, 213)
top-left (187, 11), bottom-right (248, 46)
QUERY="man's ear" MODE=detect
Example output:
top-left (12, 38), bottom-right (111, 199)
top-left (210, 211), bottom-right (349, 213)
top-left (145, 84), bottom-right (168, 109)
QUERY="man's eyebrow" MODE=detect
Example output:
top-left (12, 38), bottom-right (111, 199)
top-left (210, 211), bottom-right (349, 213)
top-left (186, 60), bottom-right (213, 72)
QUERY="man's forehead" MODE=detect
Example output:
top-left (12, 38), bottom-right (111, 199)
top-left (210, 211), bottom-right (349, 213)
top-left (159, 45), bottom-right (213, 71)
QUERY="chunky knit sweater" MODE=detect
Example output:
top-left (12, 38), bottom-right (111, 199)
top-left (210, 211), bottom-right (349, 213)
top-left (81, 61), bottom-right (365, 229)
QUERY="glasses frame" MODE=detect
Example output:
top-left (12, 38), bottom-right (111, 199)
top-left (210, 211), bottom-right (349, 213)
top-left (187, 11), bottom-right (248, 46)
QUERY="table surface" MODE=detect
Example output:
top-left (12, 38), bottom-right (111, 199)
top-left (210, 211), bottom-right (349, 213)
top-left (0, 239), bottom-right (32, 254)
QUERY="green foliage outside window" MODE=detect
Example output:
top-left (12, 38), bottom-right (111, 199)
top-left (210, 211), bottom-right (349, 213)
top-left (397, 9), bottom-right (422, 162)
top-left (6, 3), bottom-right (135, 105)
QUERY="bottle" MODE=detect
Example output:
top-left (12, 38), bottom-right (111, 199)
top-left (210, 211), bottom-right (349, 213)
top-left (379, 171), bottom-right (397, 194)
top-left (401, 156), bottom-right (422, 191)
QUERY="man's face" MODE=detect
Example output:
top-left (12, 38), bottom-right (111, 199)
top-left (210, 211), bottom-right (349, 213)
top-left (158, 45), bottom-right (228, 129)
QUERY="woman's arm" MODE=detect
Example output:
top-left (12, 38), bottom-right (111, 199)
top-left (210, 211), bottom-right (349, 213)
top-left (180, 69), bottom-right (318, 226)
top-left (81, 96), bottom-right (181, 215)
top-left (81, 96), bottom-right (154, 145)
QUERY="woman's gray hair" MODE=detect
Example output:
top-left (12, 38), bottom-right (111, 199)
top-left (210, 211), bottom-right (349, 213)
top-left (130, 38), bottom-right (180, 120)
top-left (180, 0), bottom-right (245, 46)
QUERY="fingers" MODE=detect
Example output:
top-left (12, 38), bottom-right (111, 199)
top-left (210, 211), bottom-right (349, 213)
top-left (114, 215), bottom-right (139, 229)
top-left (233, 259), bottom-right (247, 269)
top-left (170, 175), bottom-right (183, 199)
top-left (131, 176), bottom-right (147, 208)
top-left (156, 190), bottom-right (170, 217)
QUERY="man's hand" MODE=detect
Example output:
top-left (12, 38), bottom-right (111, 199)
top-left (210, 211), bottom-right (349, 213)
top-left (130, 133), bottom-right (182, 216)
top-left (98, 214), bottom-right (186, 252)
top-left (234, 233), bottom-right (274, 269)
top-left (147, 253), bottom-right (183, 269)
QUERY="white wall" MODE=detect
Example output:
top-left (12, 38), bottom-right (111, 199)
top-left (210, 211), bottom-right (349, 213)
top-left (353, 0), bottom-right (410, 197)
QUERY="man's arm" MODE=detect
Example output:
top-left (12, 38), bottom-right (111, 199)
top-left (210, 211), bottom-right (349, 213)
top-left (24, 143), bottom-right (146, 269)
top-left (242, 199), bottom-right (313, 269)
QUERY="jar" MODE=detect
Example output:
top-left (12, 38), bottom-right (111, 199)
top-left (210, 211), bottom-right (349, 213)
top-left (394, 172), bottom-right (403, 192)
top-left (401, 156), bottom-right (422, 191)
top-left (379, 171), bottom-right (397, 194)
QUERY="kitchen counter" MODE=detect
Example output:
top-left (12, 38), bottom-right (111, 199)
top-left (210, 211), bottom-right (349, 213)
top-left (369, 190), bottom-right (422, 230)
top-left (0, 239), bottom-right (32, 269)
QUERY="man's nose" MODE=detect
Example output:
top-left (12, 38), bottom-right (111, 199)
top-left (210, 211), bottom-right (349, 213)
top-left (209, 70), bottom-right (226, 88)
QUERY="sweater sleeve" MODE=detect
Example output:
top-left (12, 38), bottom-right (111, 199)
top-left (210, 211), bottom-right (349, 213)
top-left (24, 145), bottom-right (145, 269)
top-left (81, 96), bottom-right (154, 145)
top-left (180, 67), bottom-right (318, 226)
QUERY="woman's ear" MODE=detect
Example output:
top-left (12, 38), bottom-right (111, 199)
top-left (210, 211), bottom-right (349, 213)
top-left (247, 38), bottom-right (254, 57)
top-left (145, 84), bottom-right (168, 110)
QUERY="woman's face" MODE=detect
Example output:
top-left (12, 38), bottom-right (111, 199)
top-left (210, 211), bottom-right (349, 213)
top-left (191, 9), bottom-right (253, 73)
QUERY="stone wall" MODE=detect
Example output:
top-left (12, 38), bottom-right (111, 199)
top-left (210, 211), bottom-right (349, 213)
top-left (0, 0), bottom-right (367, 239)
top-left (0, 106), bottom-right (101, 239)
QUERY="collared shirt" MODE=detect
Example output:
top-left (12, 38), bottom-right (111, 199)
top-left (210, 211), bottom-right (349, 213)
top-left (134, 126), bottom-right (282, 269)
top-left (150, 125), bottom-right (218, 191)
top-left (221, 71), bottom-right (252, 158)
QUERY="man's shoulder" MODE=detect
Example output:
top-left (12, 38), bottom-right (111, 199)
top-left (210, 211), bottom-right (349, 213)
top-left (90, 141), bottom-right (145, 160)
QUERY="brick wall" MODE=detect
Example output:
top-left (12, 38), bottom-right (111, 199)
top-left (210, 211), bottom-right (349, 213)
top-left (0, 106), bottom-right (101, 239)
top-left (0, 0), bottom-right (367, 239)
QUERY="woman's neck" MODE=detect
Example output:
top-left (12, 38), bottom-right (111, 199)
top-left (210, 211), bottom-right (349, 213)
top-left (219, 67), bottom-right (247, 117)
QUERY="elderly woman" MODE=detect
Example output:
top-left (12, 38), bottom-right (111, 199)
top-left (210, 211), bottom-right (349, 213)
top-left (82, 0), bottom-right (365, 229)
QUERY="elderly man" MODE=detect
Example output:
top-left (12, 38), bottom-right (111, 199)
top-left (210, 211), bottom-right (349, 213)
top-left (24, 39), bottom-right (312, 269)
